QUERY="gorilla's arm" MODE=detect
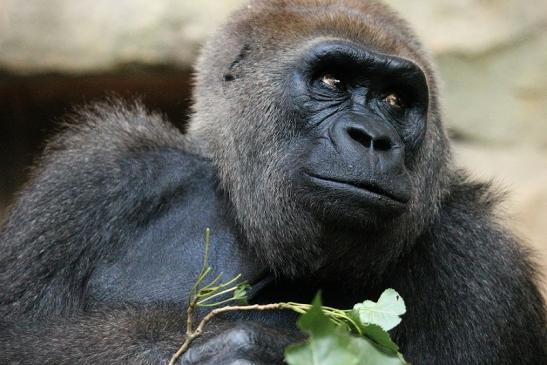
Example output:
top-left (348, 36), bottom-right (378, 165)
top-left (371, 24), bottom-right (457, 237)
top-left (1, 307), bottom-right (185, 364)
top-left (0, 307), bottom-right (291, 365)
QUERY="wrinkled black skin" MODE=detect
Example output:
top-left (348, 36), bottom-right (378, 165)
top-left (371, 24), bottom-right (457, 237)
top-left (292, 41), bottom-right (429, 222)
top-left (0, 33), bottom-right (546, 365)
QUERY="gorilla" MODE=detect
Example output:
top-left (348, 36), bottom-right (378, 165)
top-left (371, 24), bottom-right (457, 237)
top-left (1, 0), bottom-right (545, 364)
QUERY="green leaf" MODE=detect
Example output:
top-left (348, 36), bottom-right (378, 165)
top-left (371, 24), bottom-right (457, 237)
top-left (285, 294), bottom-right (408, 365)
top-left (348, 312), bottom-right (400, 354)
top-left (286, 294), bottom-right (359, 365)
top-left (353, 289), bottom-right (406, 331)
top-left (350, 336), bottom-right (409, 365)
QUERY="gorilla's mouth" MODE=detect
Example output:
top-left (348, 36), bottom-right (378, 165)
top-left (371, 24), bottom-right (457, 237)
top-left (305, 173), bottom-right (410, 205)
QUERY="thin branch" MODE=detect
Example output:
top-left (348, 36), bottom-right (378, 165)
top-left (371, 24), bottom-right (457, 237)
top-left (168, 303), bottom-right (291, 365)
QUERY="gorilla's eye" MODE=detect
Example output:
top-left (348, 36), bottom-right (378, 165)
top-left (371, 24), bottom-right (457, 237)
top-left (384, 93), bottom-right (405, 109)
top-left (321, 74), bottom-right (343, 90)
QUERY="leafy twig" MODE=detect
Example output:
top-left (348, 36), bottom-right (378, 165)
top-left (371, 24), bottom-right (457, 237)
top-left (168, 229), bottom-right (408, 365)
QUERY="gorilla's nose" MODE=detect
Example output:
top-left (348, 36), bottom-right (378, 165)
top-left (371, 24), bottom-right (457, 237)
top-left (346, 123), bottom-right (394, 152)
top-left (330, 116), bottom-right (405, 175)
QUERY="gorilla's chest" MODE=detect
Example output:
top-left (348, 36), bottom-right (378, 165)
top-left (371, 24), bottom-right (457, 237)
top-left (85, 186), bottom-right (261, 307)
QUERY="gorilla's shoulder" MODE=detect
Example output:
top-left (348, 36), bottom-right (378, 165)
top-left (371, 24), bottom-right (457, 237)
top-left (5, 100), bottom-right (216, 230)
top-left (442, 170), bottom-right (507, 217)
top-left (434, 169), bottom-right (531, 268)
top-left (45, 99), bottom-right (189, 156)
top-left (25, 99), bottom-right (213, 180)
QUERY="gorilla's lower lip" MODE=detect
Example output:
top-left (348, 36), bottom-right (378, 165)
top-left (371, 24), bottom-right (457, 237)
top-left (305, 173), bottom-right (409, 205)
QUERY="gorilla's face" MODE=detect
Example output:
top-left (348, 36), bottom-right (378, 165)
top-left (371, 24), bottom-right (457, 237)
top-left (189, 1), bottom-right (450, 278)
top-left (286, 40), bottom-right (429, 223)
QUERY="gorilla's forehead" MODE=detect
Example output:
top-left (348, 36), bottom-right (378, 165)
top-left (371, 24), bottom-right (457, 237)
top-left (229, 0), bottom-right (428, 67)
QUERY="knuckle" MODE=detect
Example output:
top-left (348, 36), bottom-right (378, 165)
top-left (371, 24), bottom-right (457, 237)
top-left (223, 326), bottom-right (257, 349)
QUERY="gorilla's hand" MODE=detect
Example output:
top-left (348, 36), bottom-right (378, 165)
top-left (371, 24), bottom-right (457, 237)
top-left (178, 322), bottom-right (294, 365)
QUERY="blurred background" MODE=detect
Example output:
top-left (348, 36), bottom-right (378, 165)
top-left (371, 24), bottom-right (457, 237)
top-left (0, 0), bottom-right (545, 291)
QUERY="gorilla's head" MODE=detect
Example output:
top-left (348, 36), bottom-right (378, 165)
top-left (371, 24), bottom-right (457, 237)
top-left (188, 0), bottom-right (451, 278)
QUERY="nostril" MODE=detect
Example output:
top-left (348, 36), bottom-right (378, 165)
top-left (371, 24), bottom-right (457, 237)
top-left (347, 127), bottom-right (393, 151)
top-left (373, 137), bottom-right (393, 151)
top-left (348, 127), bottom-right (373, 149)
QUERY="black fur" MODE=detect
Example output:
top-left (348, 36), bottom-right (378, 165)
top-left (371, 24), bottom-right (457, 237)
top-left (1, 1), bottom-right (546, 364)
